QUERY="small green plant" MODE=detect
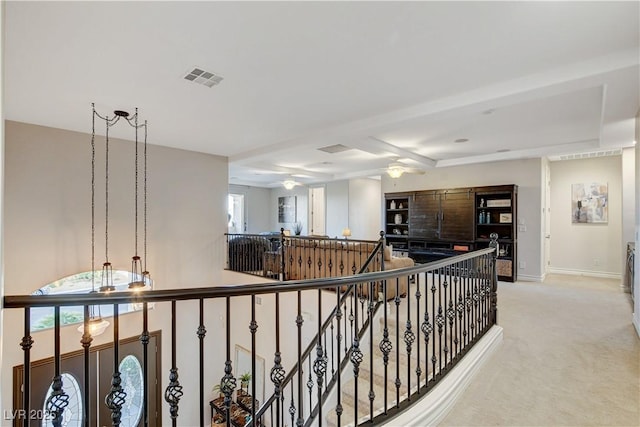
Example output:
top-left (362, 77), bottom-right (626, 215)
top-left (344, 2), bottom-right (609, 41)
top-left (292, 222), bottom-right (303, 235)
top-left (240, 372), bottom-right (251, 383)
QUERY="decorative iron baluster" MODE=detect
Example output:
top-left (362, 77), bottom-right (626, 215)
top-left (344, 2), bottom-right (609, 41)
top-left (271, 293), bottom-right (286, 427)
top-left (289, 387), bottom-right (296, 427)
top-left (323, 327), bottom-right (329, 389)
top-left (196, 299), bottom-right (206, 427)
top-left (106, 305), bottom-right (127, 426)
top-left (415, 275), bottom-right (422, 393)
top-left (314, 290), bottom-right (328, 427)
top-left (489, 233), bottom-right (499, 324)
top-left (21, 308), bottom-right (34, 425)
top-left (335, 286), bottom-right (343, 426)
top-left (350, 284), bottom-right (364, 426)
top-left (404, 286), bottom-right (415, 401)
top-left (330, 318), bottom-right (335, 377)
top-left (307, 356), bottom-right (313, 414)
top-left (250, 295), bottom-right (258, 424)
top-left (442, 277), bottom-right (449, 365)
top-left (296, 291), bottom-right (304, 427)
top-left (452, 275), bottom-right (459, 355)
top-left (81, 306), bottom-right (93, 426)
top-left (395, 279), bottom-right (401, 407)
top-left (380, 280), bottom-right (392, 413)
top-left (164, 302), bottom-right (183, 425)
top-left (368, 286), bottom-right (375, 421)
top-left (431, 273), bottom-right (438, 378)
top-left (47, 307), bottom-right (70, 427)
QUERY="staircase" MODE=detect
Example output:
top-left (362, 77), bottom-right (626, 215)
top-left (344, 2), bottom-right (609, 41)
top-left (325, 282), bottom-right (431, 427)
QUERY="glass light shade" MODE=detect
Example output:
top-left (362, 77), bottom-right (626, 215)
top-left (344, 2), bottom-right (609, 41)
top-left (341, 228), bottom-right (352, 237)
top-left (283, 179), bottom-right (296, 190)
top-left (99, 262), bottom-right (116, 292)
top-left (77, 318), bottom-right (110, 336)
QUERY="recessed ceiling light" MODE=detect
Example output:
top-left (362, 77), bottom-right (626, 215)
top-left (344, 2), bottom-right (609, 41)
top-left (496, 149), bottom-right (510, 153)
top-left (454, 138), bottom-right (469, 143)
top-left (482, 109), bottom-right (495, 115)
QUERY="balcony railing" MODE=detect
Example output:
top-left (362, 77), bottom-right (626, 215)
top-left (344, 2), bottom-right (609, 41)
top-left (4, 235), bottom-right (499, 427)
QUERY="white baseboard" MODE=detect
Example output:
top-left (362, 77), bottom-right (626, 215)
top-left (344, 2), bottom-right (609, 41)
top-left (516, 274), bottom-right (544, 282)
top-left (546, 267), bottom-right (621, 281)
top-left (381, 325), bottom-right (504, 427)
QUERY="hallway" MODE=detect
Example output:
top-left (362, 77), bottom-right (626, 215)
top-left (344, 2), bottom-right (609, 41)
top-left (440, 274), bottom-right (639, 427)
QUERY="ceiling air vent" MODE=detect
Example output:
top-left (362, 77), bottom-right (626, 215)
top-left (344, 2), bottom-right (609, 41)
top-left (318, 144), bottom-right (351, 154)
top-left (183, 67), bottom-right (223, 88)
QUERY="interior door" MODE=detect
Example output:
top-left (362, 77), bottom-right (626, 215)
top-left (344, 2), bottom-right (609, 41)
top-left (544, 163), bottom-right (552, 273)
top-left (13, 333), bottom-right (160, 427)
top-left (16, 351), bottom-right (98, 427)
top-left (98, 335), bottom-right (159, 427)
top-left (309, 186), bottom-right (326, 236)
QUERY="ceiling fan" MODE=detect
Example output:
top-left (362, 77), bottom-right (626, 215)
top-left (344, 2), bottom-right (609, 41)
top-left (386, 161), bottom-right (426, 178)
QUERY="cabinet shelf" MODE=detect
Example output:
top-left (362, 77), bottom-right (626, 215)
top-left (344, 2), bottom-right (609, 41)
top-left (477, 223), bottom-right (512, 226)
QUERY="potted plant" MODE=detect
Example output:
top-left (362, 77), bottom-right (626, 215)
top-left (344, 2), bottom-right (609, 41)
top-left (292, 222), bottom-right (303, 236)
top-left (239, 372), bottom-right (251, 393)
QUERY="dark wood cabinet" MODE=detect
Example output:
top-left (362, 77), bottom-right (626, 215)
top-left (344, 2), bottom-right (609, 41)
top-left (408, 189), bottom-right (474, 241)
top-left (439, 189), bottom-right (475, 241)
top-left (409, 191), bottom-right (439, 240)
top-left (384, 184), bottom-right (517, 282)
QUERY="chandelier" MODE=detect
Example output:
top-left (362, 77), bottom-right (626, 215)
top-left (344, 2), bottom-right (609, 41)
top-left (91, 104), bottom-right (150, 294)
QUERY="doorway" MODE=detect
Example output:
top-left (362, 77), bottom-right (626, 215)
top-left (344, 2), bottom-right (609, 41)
top-left (309, 186), bottom-right (326, 236)
top-left (13, 332), bottom-right (161, 427)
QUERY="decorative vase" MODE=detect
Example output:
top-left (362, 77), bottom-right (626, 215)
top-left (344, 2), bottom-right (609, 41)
top-left (394, 213), bottom-right (403, 224)
top-left (390, 200), bottom-right (396, 210)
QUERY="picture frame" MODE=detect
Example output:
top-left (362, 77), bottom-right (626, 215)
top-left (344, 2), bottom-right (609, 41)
top-left (499, 213), bottom-right (512, 223)
top-left (278, 196), bottom-right (296, 223)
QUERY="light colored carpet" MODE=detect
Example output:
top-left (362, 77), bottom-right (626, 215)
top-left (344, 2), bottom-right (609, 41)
top-left (439, 274), bottom-right (640, 427)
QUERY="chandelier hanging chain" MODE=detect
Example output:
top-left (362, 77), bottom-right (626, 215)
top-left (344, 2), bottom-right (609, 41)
top-left (134, 108), bottom-right (139, 258)
top-left (91, 104), bottom-right (96, 292)
top-left (144, 120), bottom-right (148, 275)
top-left (105, 114), bottom-right (110, 263)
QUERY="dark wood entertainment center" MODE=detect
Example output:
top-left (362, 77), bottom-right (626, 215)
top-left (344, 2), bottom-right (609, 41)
top-left (385, 184), bottom-right (518, 282)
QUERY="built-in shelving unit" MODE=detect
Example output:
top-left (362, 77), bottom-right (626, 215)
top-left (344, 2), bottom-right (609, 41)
top-left (384, 194), bottom-right (410, 254)
top-left (474, 185), bottom-right (518, 282)
top-left (383, 184), bottom-right (518, 282)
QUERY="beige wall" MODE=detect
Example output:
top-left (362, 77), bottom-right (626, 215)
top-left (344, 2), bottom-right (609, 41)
top-left (381, 158), bottom-right (544, 281)
top-left (1, 120), bottom-right (230, 423)
top-left (549, 156), bottom-right (623, 277)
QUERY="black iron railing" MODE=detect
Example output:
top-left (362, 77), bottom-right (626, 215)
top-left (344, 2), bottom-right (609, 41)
top-left (5, 234), bottom-right (499, 427)
top-left (225, 231), bottom-right (382, 281)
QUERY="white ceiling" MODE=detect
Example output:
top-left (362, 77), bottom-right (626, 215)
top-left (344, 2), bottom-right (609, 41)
top-left (4, 1), bottom-right (639, 188)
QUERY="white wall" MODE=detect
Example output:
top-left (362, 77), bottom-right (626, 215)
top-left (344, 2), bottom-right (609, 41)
top-left (634, 112), bottom-right (640, 337)
top-left (270, 186), bottom-right (308, 233)
top-left (349, 178), bottom-right (382, 240)
top-left (0, 1), bottom-right (5, 414)
top-left (622, 148), bottom-right (636, 280)
top-left (267, 178), bottom-right (381, 240)
top-left (326, 181), bottom-right (348, 238)
top-left (228, 184), bottom-right (271, 233)
top-left (549, 156), bottom-right (622, 278)
top-left (381, 158), bottom-right (544, 281)
top-left (2, 120), bottom-right (230, 424)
